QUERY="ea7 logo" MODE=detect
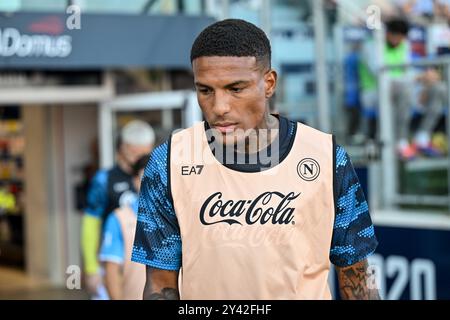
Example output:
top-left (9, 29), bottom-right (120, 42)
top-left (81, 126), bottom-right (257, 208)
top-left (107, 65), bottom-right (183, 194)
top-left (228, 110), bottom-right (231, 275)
top-left (182, 165), bottom-right (204, 175)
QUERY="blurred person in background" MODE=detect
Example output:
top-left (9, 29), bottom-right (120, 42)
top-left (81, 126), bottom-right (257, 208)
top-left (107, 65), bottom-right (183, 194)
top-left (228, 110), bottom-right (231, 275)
top-left (343, 40), bottom-right (364, 144)
top-left (397, 0), bottom-right (450, 23)
top-left (81, 120), bottom-right (154, 299)
top-left (395, 0), bottom-right (434, 22)
top-left (434, 0), bottom-right (450, 22)
top-left (376, 0), bottom-right (439, 22)
top-left (358, 19), bottom-right (413, 148)
top-left (411, 67), bottom-right (447, 157)
top-left (360, 18), bottom-right (446, 160)
top-left (99, 154), bottom-right (149, 300)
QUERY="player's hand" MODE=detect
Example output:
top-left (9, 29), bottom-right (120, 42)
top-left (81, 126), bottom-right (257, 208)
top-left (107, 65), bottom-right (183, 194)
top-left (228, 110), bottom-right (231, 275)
top-left (84, 273), bottom-right (102, 295)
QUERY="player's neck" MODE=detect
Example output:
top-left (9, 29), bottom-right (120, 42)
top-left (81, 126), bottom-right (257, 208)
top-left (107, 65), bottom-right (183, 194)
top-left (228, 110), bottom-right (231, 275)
top-left (243, 113), bottom-right (279, 154)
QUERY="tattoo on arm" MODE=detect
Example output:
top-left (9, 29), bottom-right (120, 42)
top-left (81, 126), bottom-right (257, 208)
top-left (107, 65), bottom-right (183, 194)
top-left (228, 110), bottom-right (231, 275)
top-left (143, 267), bottom-right (180, 300)
top-left (337, 259), bottom-right (381, 300)
top-left (144, 287), bottom-right (180, 300)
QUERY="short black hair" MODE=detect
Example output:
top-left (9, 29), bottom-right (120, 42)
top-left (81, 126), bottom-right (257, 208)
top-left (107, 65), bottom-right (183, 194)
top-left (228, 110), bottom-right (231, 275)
top-left (386, 19), bottom-right (409, 36)
top-left (132, 154), bottom-right (150, 177)
top-left (190, 19), bottom-right (271, 69)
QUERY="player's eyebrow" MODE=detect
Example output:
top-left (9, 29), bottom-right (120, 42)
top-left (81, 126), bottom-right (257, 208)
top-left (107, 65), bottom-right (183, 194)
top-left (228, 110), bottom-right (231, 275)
top-left (194, 81), bottom-right (211, 88)
top-left (224, 80), bottom-right (250, 88)
top-left (194, 80), bottom-right (250, 88)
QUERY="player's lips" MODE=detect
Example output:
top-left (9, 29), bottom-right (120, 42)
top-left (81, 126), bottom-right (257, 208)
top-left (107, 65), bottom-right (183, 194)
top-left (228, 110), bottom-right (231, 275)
top-left (211, 122), bottom-right (238, 133)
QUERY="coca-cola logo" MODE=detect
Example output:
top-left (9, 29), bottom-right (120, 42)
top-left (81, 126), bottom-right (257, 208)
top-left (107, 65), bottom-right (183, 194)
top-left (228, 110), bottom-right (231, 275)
top-left (199, 191), bottom-right (300, 226)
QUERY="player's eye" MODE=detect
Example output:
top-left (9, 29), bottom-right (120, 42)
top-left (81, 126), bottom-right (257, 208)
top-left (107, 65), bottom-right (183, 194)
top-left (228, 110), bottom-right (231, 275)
top-left (198, 87), bottom-right (212, 95)
top-left (230, 87), bottom-right (243, 93)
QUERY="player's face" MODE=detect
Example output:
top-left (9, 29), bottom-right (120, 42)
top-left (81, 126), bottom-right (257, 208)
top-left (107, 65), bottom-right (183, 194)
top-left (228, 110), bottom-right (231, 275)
top-left (120, 143), bottom-right (152, 170)
top-left (193, 56), bottom-right (277, 145)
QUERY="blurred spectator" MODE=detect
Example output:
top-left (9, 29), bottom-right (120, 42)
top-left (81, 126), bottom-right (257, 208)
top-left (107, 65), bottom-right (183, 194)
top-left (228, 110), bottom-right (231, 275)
top-left (100, 154), bottom-right (149, 300)
top-left (395, 0), bottom-right (434, 20)
top-left (343, 41), bottom-right (364, 143)
top-left (81, 120), bottom-right (154, 299)
top-left (369, 0), bottom-right (446, 22)
top-left (411, 68), bottom-right (447, 157)
top-left (359, 18), bottom-right (446, 160)
top-left (392, 0), bottom-right (450, 23)
top-left (359, 19), bottom-right (414, 157)
top-left (434, 0), bottom-right (450, 22)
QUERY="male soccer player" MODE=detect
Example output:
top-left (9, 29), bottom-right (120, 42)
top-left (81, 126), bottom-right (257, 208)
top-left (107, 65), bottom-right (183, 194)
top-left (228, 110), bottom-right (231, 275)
top-left (132, 19), bottom-right (379, 300)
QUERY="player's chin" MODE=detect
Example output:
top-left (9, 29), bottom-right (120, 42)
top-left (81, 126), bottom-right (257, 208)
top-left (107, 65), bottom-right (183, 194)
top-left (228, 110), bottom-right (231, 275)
top-left (222, 133), bottom-right (249, 147)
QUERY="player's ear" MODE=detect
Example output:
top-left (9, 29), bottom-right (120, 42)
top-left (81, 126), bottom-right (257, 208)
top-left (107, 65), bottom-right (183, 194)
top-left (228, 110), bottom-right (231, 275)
top-left (264, 69), bottom-right (277, 99)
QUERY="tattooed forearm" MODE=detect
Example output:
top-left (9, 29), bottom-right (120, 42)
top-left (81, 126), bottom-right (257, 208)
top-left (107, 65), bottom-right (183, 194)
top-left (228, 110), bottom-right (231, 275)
top-left (144, 287), bottom-right (180, 300)
top-left (337, 259), bottom-right (381, 300)
top-left (143, 267), bottom-right (180, 300)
